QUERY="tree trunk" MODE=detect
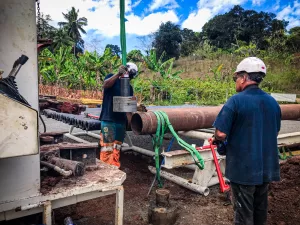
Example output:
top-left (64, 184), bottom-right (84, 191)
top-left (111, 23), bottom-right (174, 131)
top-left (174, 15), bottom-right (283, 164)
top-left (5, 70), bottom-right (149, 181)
top-left (150, 85), bottom-right (155, 102)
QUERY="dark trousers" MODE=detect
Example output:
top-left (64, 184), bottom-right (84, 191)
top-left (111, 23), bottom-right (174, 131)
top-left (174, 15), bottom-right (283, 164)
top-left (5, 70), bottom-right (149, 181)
top-left (231, 182), bottom-right (269, 225)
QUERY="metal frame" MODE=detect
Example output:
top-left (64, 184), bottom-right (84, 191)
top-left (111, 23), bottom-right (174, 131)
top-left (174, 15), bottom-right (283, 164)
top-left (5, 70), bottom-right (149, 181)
top-left (66, 126), bottom-right (156, 157)
top-left (0, 178), bottom-right (125, 225)
top-left (66, 127), bottom-right (224, 196)
top-left (277, 132), bottom-right (300, 146)
top-left (65, 127), bottom-right (300, 196)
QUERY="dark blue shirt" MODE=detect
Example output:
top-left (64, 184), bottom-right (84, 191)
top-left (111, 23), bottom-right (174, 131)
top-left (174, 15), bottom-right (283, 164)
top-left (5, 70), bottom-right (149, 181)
top-left (99, 74), bottom-right (133, 124)
top-left (213, 85), bottom-right (281, 185)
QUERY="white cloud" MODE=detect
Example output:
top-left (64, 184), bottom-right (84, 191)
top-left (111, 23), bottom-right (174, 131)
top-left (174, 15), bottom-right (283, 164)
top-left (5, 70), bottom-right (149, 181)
top-left (126, 10), bottom-right (179, 35)
top-left (273, 0), bottom-right (280, 11)
top-left (182, 0), bottom-right (246, 31)
top-left (289, 19), bottom-right (300, 28)
top-left (181, 8), bottom-right (212, 31)
top-left (149, 0), bottom-right (179, 11)
top-left (89, 9), bottom-right (179, 37)
top-left (197, 0), bottom-right (246, 14)
top-left (277, 6), bottom-right (293, 20)
top-left (252, 0), bottom-right (266, 6)
top-left (39, 0), bottom-right (179, 37)
top-left (276, 1), bottom-right (300, 30)
top-left (132, 0), bottom-right (142, 8)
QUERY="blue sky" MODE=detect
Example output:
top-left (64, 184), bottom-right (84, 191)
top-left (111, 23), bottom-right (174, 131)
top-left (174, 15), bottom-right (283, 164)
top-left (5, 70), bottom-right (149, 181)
top-left (41, 0), bottom-right (300, 52)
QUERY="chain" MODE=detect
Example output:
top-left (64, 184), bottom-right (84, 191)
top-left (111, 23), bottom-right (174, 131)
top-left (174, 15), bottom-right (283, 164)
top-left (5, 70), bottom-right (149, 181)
top-left (36, 0), bottom-right (41, 39)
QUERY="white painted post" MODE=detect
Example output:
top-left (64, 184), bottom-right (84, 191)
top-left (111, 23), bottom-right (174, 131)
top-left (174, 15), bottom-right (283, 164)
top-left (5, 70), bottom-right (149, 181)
top-left (115, 186), bottom-right (124, 225)
top-left (43, 201), bottom-right (52, 225)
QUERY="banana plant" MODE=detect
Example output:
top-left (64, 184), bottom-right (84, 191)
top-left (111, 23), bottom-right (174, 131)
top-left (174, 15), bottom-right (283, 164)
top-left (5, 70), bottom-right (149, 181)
top-left (143, 49), bottom-right (182, 80)
top-left (39, 46), bottom-right (73, 86)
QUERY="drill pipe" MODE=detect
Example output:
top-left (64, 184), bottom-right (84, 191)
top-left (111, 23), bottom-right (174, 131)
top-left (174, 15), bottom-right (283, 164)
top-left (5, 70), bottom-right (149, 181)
top-left (75, 118), bottom-right (81, 128)
top-left (131, 104), bottom-right (300, 135)
top-left (66, 115), bottom-right (76, 124)
top-left (84, 120), bottom-right (101, 131)
top-left (69, 117), bottom-right (77, 125)
top-left (79, 118), bottom-right (90, 130)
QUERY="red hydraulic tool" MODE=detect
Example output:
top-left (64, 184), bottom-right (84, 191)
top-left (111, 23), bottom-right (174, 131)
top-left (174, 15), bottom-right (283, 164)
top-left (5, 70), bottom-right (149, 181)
top-left (205, 139), bottom-right (230, 193)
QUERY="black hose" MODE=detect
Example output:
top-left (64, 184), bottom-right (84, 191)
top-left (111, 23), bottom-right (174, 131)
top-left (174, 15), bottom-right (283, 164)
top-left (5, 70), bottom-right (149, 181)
top-left (86, 120), bottom-right (101, 131)
top-left (39, 114), bottom-right (47, 133)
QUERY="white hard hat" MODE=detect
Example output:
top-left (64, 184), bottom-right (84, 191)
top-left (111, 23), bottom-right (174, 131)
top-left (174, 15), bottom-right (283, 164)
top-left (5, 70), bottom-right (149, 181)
top-left (235, 57), bottom-right (266, 74)
top-left (126, 62), bottom-right (138, 78)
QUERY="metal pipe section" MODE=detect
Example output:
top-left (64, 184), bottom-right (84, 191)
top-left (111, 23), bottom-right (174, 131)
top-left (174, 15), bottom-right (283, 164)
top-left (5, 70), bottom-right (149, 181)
top-left (280, 104), bottom-right (300, 120)
top-left (132, 105), bottom-right (300, 135)
top-left (41, 161), bottom-right (72, 177)
top-left (148, 166), bottom-right (209, 196)
top-left (121, 143), bottom-right (155, 157)
top-left (132, 107), bottom-right (222, 134)
top-left (178, 130), bottom-right (213, 140)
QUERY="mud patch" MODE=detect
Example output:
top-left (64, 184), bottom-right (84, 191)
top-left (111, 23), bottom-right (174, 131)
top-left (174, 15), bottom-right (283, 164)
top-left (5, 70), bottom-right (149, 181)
top-left (268, 156), bottom-right (300, 225)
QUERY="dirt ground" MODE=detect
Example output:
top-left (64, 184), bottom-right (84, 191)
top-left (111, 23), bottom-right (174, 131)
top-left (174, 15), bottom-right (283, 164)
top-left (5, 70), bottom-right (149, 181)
top-left (40, 154), bottom-right (298, 225)
top-left (268, 156), bottom-right (300, 225)
top-left (53, 154), bottom-right (300, 225)
top-left (54, 152), bottom-right (234, 225)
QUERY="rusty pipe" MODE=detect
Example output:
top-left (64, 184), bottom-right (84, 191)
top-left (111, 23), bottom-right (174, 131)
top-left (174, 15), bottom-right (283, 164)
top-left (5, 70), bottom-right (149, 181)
top-left (132, 106), bottom-right (222, 135)
top-left (280, 104), bottom-right (300, 120)
top-left (131, 105), bottom-right (300, 135)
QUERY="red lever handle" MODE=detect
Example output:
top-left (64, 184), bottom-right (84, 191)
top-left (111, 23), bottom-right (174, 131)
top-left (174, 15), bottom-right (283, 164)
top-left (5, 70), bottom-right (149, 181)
top-left (208, 138), bottom-right (230, 193)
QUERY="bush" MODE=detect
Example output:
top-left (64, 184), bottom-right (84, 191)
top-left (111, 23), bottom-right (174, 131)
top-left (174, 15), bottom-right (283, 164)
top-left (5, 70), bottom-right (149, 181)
top-left (132, 76), bottom-right (236, 106)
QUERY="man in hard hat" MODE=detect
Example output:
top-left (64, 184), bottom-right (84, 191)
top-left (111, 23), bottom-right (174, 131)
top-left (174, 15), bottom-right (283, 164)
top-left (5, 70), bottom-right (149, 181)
top-left (212, 57), bottom-right (281, 225)
top-left (99, 62), bottom-right (138, 168)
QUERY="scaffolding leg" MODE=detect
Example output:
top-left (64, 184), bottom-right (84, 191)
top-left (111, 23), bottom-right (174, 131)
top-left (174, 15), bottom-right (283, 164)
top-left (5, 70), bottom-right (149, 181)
top-left (115, 186), bottom-right (124, 225)
top-left (43, 201), bottom-right (52, 225)
top-left (69, 125), bottom-right (75, 134)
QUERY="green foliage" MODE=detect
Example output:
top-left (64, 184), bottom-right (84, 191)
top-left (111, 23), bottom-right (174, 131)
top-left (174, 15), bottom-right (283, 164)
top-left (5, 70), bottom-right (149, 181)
top-left (37, 14), bottom-right (57, 39)
top-left (143, 49), bottom-right (182, 82)
top-left (133, 75), bottom-right (236, 106)
top-left (153, 21), bottom-right (182, 60)
top-left (39, 46), bottom-right (121, 90)
top-left (193, 41), bottom-right (224, 59)
top-left (202, 5), bottom-right (287, 50)
top-left (234, 42), bottom-right (260, 57)
top-left (127, 50), bottom-right (143, 62)
top-left (262, 69), bottom-right (300, 91)
top-left (58, 7), bottom-right (88, 44)
top-left (52, 28), bottom-right (75, 50)
top-left (287, 26), bottom-right (300, 53)
top-left (180, 28), bottom-right (201, 57)
top-left (105, 44), bottom-right (121, 57)
top-left (37, 7), bottom-right (87, 54)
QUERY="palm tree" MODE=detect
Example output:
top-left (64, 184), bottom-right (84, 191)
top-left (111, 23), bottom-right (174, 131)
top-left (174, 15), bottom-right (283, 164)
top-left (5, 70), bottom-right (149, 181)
top-left (58, 7), bottom-right (88, 55)
top-left (52, 28), bottom-right (74, 50)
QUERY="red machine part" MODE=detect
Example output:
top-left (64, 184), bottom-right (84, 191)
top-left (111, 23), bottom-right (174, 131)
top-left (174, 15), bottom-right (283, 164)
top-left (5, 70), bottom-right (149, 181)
top-left (195, 140), bottom-right (230, 193)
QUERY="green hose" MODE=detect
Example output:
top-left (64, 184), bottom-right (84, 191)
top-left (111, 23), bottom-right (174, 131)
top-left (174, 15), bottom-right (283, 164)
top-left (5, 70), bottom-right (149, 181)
top-left (152, 111), bottom-right (205, 188)
top-left (120, 0), bottom-right (127, 65)
top-left (278, 146), bottom-right (293, 160)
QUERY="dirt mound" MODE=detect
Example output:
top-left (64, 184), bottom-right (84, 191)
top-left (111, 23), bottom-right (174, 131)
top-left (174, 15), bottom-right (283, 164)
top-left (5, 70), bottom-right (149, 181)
top-left (268, 156), bottom-right (300, 225)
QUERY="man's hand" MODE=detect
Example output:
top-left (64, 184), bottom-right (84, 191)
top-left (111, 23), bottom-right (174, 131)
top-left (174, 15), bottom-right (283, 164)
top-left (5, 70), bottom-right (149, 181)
top-left (211, 136), bottom-right (221, 145)
top-left (214, 129), bottom-right (227, 141)
top-left (118, 65), bottom-right (127, 76)
top-left (137, 103), bottom-right (147, 112)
